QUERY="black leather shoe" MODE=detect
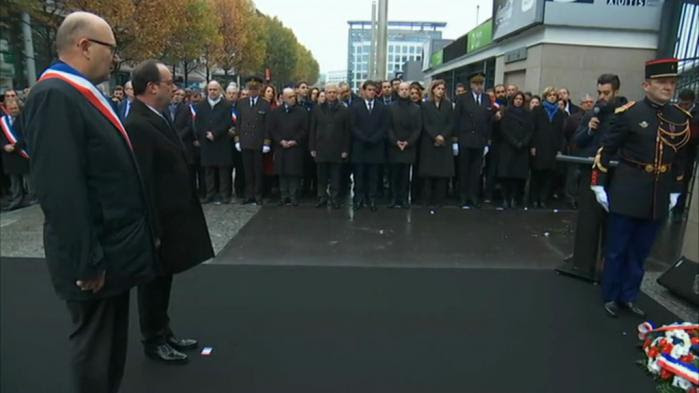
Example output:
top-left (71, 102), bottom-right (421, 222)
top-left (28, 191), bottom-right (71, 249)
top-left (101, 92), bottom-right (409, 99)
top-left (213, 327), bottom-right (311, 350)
top-left (316, 199), bottom-right (327, 208)
top-left (243, 198), bottom-right (256, 205)
top-left (278, 199), bottom-right (287, 206)
top-left (144, 343), bottom-right (188, 364)
top-left (603, 301), bottom-right (619, 318)
top-left (167, 336), bottom-right (198, 351)
top-left (255, 198), bottom-right (263, 206)
top-left (290, 199), bottom-right (299, 207)
top-left (622, 302), bottom-right (646, 318)
top-left (387, 202), bottom-right (399, 209)
top-left (331, 201), bottom-right (341, 209)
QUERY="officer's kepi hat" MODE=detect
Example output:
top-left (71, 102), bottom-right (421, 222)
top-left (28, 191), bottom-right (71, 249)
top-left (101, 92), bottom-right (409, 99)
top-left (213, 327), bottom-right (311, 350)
top-left (645, 58), bottom-right (679, 79)
top-left (468, 71), bottom-right (486, 83)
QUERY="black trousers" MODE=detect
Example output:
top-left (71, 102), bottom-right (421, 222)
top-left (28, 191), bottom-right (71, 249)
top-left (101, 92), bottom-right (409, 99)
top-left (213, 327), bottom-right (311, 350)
top-left (205, 166), bottom-right (232, 200)
top-left (66, 292), bottom-right (130, 393)
top-left (279, 175), bottom-right (300, 201)
top-left (422, 177), bottom-right (447, 207)
top-left (8, 173), bottom-right (29, 207)
top-left (390, 163), bottom-right (411, 204)
top-left (232, 149), bottom-right (245, 198)
top-left (530, 169), bottom-right (555, 204)
top-left (484, 146), bottom-right (499, 200)
top-left (137, 274), bottom-right (174, 345)
top-left (317, 162), bottom-right (342, 202)
top-left (242, 149), bottom-right (264, 200)
top-left (458, 147), bottom-right (483, 203)
top-left (564, 163), bottom-right (581, 204)
top-left (500, 177), bottom-right (525, 204)
top-left (352, 163), bottom-right (379, 203)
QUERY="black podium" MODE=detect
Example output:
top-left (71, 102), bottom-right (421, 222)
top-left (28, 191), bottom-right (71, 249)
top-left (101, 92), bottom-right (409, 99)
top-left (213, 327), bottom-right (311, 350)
top-left (554, 154), bottom-right (617, 283)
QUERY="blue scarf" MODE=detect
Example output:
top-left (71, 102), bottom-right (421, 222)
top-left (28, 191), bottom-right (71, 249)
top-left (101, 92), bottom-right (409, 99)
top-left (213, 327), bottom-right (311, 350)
top-left (543, 100), bottom-right (559, 122)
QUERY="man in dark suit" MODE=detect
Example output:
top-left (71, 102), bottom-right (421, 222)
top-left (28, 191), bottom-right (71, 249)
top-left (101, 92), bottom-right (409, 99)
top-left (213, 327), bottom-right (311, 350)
top-left (453, 72), bottom-right (493, 208)
top-left (350, 80), bottom-right (389, 211)
top-left (117, 80), bottom-right (134, 121)
top-left (195, 81), bottom-right (233, 204)
top-left (266, 87), bottom-right (308, 206)
top-left (310, 83), bottom-right (351, 209)
top-left (235, 78), bottom-right (271, 205)
top-left (0, 99), bottom-right (31, 210)
top-left (22, 12), bottom-right (159, 393)
top-left (168, 88), bottom-right (205, 198)
top-left (387, 82), bottom-right (421, 208)
top-left (126, 60), bottom-right (214, 363)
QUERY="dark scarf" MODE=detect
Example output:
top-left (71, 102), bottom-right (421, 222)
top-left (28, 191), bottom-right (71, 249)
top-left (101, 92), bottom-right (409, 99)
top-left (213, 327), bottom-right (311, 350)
top-left (506, 104), bottom-right (529, 124)
top-left (543, 100), bottom-right (559, 122)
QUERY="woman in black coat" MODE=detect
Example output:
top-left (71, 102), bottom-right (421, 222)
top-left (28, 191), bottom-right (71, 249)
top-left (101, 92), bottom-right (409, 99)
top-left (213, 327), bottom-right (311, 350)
top-left (530, 87), bottom-right (566, 208)
top-left (497, 92), bottom-right (533, 208)
top-left (418, 80), bottom-right (454, 210)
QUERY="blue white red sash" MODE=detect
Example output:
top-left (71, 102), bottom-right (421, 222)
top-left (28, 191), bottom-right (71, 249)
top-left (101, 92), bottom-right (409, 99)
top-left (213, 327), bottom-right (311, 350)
top-left (657, 353), bottom-right (699, 385)
top-left (38, 67), bottom-right (133, 150)
top-left (231, 107), bottom-right (238, 124)
top-left (190, 104), bottom-right (197, 120)
top-left (0, 115), bottom-right (29, 159)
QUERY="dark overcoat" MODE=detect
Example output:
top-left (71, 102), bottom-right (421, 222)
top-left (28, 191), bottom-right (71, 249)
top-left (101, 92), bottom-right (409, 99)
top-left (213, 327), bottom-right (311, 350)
top-left (497, 107), bottom-right (533, 179)
top-left (22, 76), bottom-right (158, 301)
top-left (194, 99), bottom-right (233, 167)
top-left (418, 99), bottom-right (455, 178)
top-left (0, 114), bottom-right (30, 174)
top-left (309, 102), bottom-right (351, 163)
top-left (531, 105), bottom-right (566, 170)
top-left (126, 99), bottom-right (214, 274)
top-left (266, 104), bottom-right (309, 176)
top-left (387, 99), bottom-right (422, 164)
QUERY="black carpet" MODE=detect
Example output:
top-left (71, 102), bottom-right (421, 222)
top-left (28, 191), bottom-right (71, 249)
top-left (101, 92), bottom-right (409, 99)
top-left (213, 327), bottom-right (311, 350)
top-left (1, 257), bottom-right (676, 393)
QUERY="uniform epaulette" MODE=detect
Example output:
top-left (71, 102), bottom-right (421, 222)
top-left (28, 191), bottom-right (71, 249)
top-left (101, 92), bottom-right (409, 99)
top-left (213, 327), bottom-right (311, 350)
top-left (673, 104), bottom-right (693, 118)
top-left (614, 101), bottom-right (636, 114)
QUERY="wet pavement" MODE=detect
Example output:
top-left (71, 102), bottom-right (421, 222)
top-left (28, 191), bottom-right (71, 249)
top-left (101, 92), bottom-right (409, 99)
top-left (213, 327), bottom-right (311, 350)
top-left (1, 200), bottom-right (696, 321)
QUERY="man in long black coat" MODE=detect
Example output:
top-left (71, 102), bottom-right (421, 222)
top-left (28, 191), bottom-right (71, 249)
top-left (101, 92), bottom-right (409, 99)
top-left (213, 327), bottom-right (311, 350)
top-left (235, 79), bottom-right (271, 205)
top-left (126, 60), bottom-right (214, 363)
top-left (22, 12), bottom-right (159, 393)
top-left (266, 88), bottom-right (308, 206)
top-left (387, 82), bottom-right (421, 208)
top-left (169, 88), bottom-right (205, 198)
top-left (350, 80), bottom-right (389, 211)
top-left (453, 72), bottom-right (493, 208)
top-left (0, 99), bottom-right (31, 210)
top-left (310, 84), bottom-right (351, 209)
top-left (195, 81), bottom-right (233, 204)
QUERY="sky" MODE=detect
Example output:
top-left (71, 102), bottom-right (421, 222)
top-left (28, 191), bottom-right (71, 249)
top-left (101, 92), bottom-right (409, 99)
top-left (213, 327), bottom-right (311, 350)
top-left (253, 0), bottom-right (493, 74)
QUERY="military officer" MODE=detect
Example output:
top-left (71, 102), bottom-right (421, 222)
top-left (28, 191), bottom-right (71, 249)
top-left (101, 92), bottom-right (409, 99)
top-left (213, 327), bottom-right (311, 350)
top-left (590, 58), bottom-right (691, 318)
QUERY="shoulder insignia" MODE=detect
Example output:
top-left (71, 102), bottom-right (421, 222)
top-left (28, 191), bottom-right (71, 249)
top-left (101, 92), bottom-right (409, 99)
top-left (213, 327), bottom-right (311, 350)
top-left (673, 104), bottom-right (693, 118)
top-left (615, 101), bottom-right (636, 114)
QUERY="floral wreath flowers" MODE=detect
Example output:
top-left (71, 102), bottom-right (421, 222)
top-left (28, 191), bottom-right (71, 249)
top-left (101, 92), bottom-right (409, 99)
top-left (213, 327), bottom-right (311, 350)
top-left (638, 322), bottom-right (699, 392)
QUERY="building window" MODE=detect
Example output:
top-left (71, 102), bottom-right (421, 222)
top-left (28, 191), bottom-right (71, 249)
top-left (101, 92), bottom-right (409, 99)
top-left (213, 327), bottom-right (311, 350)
top-left (389, 45), bottom-right (394, 52)
top-left (409, 46), bottom-right (415, 54)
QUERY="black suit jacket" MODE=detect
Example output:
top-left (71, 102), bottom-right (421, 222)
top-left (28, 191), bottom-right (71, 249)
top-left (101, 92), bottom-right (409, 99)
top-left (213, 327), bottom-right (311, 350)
top-left (350, 99), bottom-right (389, 164)
top-left (168, 102), bottom-right (196, 163)
top-left (22, 78), bottom-right (158, 301)
top-left (236, 96), bottom-right (271, 150)
top-left (125, 99), bottom-right (213, 274)
top-left (454, 92), bottom-right (493, 148)
top-left (194, 99), bottom-right (233, 167)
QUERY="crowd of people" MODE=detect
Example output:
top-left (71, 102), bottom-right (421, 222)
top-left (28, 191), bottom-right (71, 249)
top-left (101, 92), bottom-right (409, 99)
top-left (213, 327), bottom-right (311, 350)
top-left (99, 71), bottom-right (698, 214)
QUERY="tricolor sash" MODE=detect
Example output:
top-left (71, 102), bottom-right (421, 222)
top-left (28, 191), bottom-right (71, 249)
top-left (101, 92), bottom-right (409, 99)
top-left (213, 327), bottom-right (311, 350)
top-left (190, 104), bottom-right (197, 120)
top-left (0, 115), bottom-right (29, 159)
top-left (231, 107), bottom-right (238, 124)
top-left (39, 68), bottom-right (133, 150)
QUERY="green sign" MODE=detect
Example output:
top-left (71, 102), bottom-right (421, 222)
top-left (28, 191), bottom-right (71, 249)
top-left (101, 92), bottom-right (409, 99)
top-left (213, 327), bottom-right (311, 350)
top-left (430, 50), bottom-right (443, 68)
top-left (467, 19), bottom-right (493, 53)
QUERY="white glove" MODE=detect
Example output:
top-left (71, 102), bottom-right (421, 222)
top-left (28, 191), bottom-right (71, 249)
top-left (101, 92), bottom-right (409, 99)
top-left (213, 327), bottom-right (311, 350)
top-left (452, 143), bottom-right (459, 157)
top-left (590, 185), bottom-right (609, 212)
top-left (235, 142), bottom-right (241, 152)
top-left (483, 145), bottom-right (490, 157)
top-left (262, 145), bottom-right (271, 154)
top-left (669, 193), bottom-right (680, 210)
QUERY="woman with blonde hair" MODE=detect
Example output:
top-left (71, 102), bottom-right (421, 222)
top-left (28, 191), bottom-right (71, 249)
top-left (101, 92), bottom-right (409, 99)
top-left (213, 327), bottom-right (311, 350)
top-left (529, 86), bottom-right (566, 208)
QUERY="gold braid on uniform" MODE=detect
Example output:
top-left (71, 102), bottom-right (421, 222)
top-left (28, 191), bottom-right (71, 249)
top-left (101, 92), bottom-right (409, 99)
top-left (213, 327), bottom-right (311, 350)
top-left (593, 147), bottom-right (607, 173)
top-left (657, 113), bottom-right (690, 152)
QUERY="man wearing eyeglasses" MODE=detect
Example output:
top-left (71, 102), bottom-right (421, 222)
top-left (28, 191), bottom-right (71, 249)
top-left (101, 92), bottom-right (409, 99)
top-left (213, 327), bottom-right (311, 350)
top-left (22, 11), bottom-right (159, 393)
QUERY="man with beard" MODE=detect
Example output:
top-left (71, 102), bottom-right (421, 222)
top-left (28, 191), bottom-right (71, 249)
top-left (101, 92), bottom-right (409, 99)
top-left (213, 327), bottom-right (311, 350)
top-left (387, 82), bottom-right (421, 208)
top-left (266, 88), bottom-right (308, 206)
top-left (310, 84), bottom-right (351, 209)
